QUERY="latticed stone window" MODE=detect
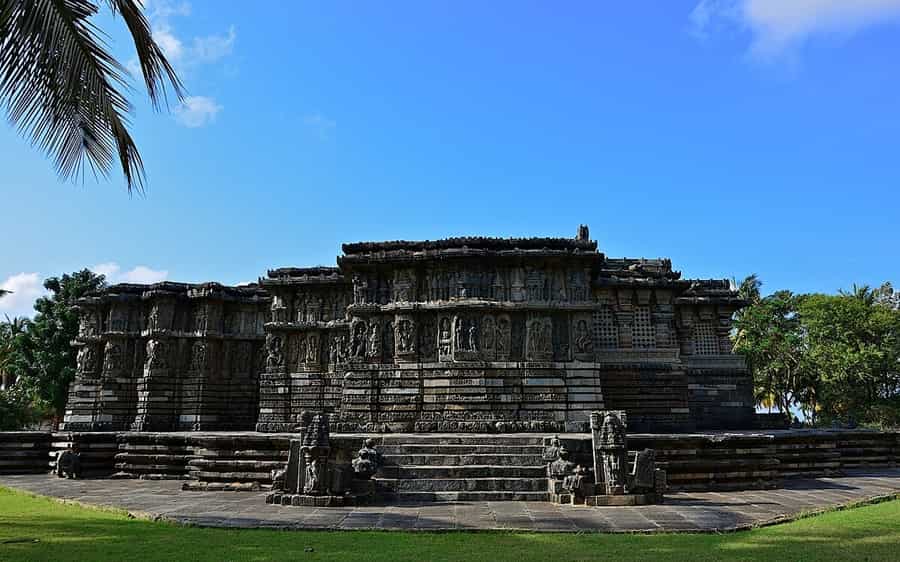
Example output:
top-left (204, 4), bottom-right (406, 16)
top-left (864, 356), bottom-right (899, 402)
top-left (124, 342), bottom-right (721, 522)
top-left (592, 307), bottom-right (618, 349)
top-left (631, 306), bottom-right (655, 349)
top-left (692, 321), bottom-right (719, 355)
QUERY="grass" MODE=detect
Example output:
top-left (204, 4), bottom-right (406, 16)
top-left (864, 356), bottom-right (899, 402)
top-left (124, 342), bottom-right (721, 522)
top-left (1, 488), bottom-right (899, 562)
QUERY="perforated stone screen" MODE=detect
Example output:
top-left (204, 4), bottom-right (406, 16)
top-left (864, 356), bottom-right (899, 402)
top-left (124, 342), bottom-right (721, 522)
top-left (592, 307), bottom-right (618, 349)
top-left (692, 322), bottom-right (719, 355)
top-left (632, 306), bottom-right (655, 349)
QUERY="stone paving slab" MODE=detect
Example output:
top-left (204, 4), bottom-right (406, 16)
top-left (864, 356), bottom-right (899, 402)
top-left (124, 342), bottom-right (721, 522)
top-left (1, 469), bottom-right (899, 533)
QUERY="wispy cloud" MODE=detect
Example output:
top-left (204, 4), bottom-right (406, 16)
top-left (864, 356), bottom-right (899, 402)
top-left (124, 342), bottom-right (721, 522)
top-left (174, 96), bottom-right (223, 128)
top-left (304, 113), bottom-right (337, 140)
top-left (690, 0), bottom-right (900, 59)
top-left (132, 1), bottom-right (235, 127)
top-left (0, 273), bottom-right (45, 319)
top-left (92, 263), bottom-right (169, 285)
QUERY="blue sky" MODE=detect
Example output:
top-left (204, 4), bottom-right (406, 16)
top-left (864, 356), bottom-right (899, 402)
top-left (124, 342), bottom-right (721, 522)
top-left (3, 0), bottom-right (900, 317)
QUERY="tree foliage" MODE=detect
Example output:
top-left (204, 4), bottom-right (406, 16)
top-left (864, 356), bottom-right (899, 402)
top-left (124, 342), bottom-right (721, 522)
top-left (733, 276), bottom-right (900, 428)
top-left (0, 0), bottom-right (184, 193)
top-left (9, 269), bottom-right (106, 425)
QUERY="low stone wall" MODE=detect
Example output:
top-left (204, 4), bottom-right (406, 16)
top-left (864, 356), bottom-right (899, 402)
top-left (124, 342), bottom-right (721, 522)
top-left (114, 433), bottom-right (194, 479)
top-left (558, 429), bottom-right (900, 492)
top-left (0, 432), bottom-right (51, 474)
top-left (50, 432), bottom-right (119, 477)
top-left (2, 429), bottom-right (898, 495)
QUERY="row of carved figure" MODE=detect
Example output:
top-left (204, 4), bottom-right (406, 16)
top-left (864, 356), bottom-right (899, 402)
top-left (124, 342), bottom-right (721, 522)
top-left (265, 313), bottom-right (601, 369)
top-left (269, 289), bottom-right (352, 324)
top-left (76, 339), bottom-right (258, 376)
top-left (79, 304), bottom-right (265, 338)
top-left (350, 267), bottom-right (593, 305)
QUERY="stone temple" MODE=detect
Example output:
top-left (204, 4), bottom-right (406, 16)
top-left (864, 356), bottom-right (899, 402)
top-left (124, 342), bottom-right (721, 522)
top-left (62, 226), bottom-right (753, 435)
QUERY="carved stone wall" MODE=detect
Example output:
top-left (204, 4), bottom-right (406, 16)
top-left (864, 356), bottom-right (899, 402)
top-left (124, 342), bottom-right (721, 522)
top-left (63, 230), bottom-right (755, 434)
top-left (253, 234), bottom-right (754, 433)
top-left (61, 282), bottom-right (268, 432)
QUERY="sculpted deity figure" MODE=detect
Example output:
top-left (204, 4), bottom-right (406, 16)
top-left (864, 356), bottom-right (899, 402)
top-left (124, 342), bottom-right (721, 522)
top-left (77, 346), bottom-right (97, 374)
top-left (543, 435), bottom-right (562, 462)
top-left (397, 319), bottom-right (414, 353)
top-left (562, 464), bottom-right (590, 496)
top-left (79, 312), bottom-right (98, 337)
top-left (148, 305), bottom-right (160, 331)
top-left (496, 317), bottom-right (510, 357)
top-left (266, 335), bottom-right (284, 368)
top-left (303, 455), bottom-right (321, 494)
top-left (307, 333), bottom-right (319, 363)
top-left (102, 342), bottom-right (122, 372)
top-left (146, 339), bottom-right (166, 370)
top-left (190, 341), bottom-right (207, 372)
top-left (454, 317), bottom-right (465, 352)
top-left (351, 438), bottom-right (381, 479)
top-left (351, 322), bottom-right (366, 358)
top-left (367, 323), bottom-right (381, 359)
top-left (467, 321), bottom-right (478, 352)
top-left (547, 445), bottom-right (576, 479)
top-left (599, 411), bottom-right (628, 495)
top-left (574, 318), bottom-right (592, 355)
top-left (438, 317), bottom-right (451, 358)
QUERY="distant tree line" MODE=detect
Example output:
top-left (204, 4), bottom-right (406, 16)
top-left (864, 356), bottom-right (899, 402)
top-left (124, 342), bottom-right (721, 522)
top-left (733, 276), bottom-right (900, 429)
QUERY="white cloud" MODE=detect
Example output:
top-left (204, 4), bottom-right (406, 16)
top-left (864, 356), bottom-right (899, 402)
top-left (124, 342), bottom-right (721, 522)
top-left (91, 263), bottom-right (169, 285)
top-left (690, 0), bottom-right (900, 58)
top-left (0, 273), bottom-right (46, 319)
top-left (304, 113), bottom-right (337, 140)
top-left (174, 96), bottom-right (223, 128)
top-left (190, 26), bottom-right (237, 65)
top-left (153, 24), bottom-right (185, 63)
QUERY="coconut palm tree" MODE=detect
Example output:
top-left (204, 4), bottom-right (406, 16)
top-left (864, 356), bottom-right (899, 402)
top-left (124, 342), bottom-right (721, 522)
top-left (0, 0), bottom-right (184, 193)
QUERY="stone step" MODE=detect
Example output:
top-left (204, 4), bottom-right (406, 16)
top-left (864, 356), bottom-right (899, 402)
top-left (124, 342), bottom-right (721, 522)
top-left (387, 491), bottom-right (549, 502)
top-left (390, 465), bottom-right (547, 479)
top-left (378, 444), bottom-right (544, 455)
top-left (382, 453), bottom-right (544, 466)
top-left (379, 435), bottom-right (547, 446)
top-left (375, 477), bottom-right (546, 492)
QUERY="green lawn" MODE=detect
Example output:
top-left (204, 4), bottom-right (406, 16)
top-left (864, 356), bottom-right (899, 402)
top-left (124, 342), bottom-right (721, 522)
top-left (1, 488), bottom-right (899, 562)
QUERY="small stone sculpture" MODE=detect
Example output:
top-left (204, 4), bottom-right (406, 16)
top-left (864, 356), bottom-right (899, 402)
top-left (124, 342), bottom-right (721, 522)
top-left (543, 435), bottom-right (562, 462)
top-left (270, 467), bottom-right (286, 491)
top-left (598, 411), bottom-right (627, 495)
top-left (55, 448), bottom-right (82, 479)
top-left (547, 445), bottom-right (576, 479)
top-left (351, 438), bottom-right (381, 479)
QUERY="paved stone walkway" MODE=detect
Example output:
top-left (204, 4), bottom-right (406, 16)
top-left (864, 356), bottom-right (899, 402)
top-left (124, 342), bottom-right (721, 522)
top-left (2, 469), bottom-right (899, 533)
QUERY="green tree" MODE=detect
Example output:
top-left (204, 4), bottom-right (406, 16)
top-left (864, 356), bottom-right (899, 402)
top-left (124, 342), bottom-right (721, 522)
top-left (14, 270), bottom-right (106, 425)
top-left (732, 286), bottom-right (804, 423)
top-left (0, 0), bottom-right (184, 193)
top-left (798, 292), bottom-right (900, 427)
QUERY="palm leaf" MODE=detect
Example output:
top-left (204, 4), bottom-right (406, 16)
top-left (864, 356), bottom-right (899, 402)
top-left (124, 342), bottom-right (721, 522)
top-left (0, 0), bottom-right (184, 194)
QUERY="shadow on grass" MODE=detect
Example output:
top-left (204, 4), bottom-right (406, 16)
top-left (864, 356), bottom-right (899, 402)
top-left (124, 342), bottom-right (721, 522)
top-left (2, 495), bottom-right (900, 562)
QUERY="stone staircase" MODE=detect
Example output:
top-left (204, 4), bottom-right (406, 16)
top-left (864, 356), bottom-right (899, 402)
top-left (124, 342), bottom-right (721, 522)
top-left (374, 435), bottom-right (549, 502)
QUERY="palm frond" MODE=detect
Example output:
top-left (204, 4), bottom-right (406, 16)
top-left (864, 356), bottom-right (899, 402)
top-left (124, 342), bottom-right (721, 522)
top-left (0, 0), bottom-right (184, 194)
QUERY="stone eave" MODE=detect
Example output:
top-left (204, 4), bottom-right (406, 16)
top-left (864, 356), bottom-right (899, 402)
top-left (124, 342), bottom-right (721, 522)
top-left (338, 248), bottom-right (604, 268)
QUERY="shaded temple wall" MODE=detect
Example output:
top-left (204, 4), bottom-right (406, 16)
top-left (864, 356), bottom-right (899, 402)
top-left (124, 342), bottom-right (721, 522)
top-left (256, 236), bottom-right (754, 433)
top-left (62, 283), bottom-right (269, 432)
top-left (62, 233), bottom-right (754, 433)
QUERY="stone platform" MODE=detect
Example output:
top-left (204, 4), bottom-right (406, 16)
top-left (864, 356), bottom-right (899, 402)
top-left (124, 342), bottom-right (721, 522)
top-left (2, 469), bottom-right (899, 532)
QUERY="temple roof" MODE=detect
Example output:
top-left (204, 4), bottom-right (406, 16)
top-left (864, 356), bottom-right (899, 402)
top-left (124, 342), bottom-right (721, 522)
top-left (341, 236), bottom-right (598, 255)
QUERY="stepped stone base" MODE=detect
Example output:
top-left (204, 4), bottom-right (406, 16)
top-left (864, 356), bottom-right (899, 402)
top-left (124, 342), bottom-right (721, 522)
top-left (2, 429), bottom-right (898, 501)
